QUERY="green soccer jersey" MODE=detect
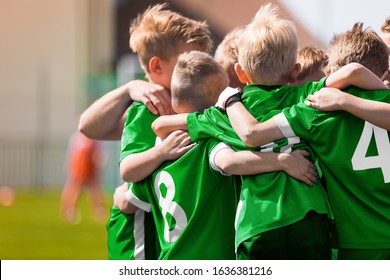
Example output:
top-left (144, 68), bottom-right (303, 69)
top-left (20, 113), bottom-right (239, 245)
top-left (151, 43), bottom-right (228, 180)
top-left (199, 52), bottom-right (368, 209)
top-left (120, 102), bottom-right (159, 162)
top-left (125, 138), bottom-right (239, 260)
top-left (275, 87), bottom-right (390, 249)
top-left (106, 102), bottom-right (161, 259)
top-left (188, 79), bottom-right (333, 248)
top-left (106, 207), bottom-right (159, 260)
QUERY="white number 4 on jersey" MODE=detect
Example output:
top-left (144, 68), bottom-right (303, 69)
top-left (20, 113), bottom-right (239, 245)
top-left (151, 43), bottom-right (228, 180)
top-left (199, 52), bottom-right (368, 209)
top-left (352, 122), bottom-right (390, 183)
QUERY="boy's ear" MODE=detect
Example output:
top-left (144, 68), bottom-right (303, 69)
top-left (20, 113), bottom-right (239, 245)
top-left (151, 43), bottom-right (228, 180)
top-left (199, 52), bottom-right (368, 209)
top-left (149, 56), bottom-right (163, 75)
top-left (288, 63), bottom-right (301, 83)
top-left (234, 63), bottom-right (250, 84)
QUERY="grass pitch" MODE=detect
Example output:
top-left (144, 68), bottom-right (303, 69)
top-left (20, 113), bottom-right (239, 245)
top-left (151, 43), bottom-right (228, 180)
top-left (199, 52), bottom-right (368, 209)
top-left (0, 189), bottom-right (112, 259)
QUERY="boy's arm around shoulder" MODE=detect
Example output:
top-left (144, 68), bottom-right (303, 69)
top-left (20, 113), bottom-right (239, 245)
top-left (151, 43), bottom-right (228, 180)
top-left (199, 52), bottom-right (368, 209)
top-left (226, 102), bottom-right (284, 147)
top-left (325, 62), bottom-right (387, 90)
top-left (152, 114), bottom-right (189, 138)
top-left (79, 80), bottom-right (173, 140)
top-left (212, 145), bottom-right (317, 186)
top-left (306, 87), bottom-right (390, 131)
top-left (120, 130), bottom-right (195, 182)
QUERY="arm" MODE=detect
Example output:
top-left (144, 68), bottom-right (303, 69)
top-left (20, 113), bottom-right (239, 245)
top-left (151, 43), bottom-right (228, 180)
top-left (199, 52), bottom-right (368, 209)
top-left (305, 88), bottom-right (390, 130)
top-left (152, 114), bottom-right (189, 138)
top-left (226, 102), bottom-right (284, 147)
top-left (224, 64), bottom-right (387, 147)
top-left (113, 183), bottom-right (138, 214)
top-left (325, 62), bottom-right (387, 90)
top-left (214, 148), bottom-right (318, 186)
top-left (79, 80), bottom-right (173, 140)
top-left (120, 130), bottom-right (195, 182)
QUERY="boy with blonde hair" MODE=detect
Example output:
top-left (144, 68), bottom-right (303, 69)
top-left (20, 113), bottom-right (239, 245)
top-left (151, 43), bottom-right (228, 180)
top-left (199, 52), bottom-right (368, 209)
top-left (115, 50), bottom-right (319, 259)
top-left (152, 4), bottom-right (385, 260)
top-left (103, 4), bottom-right (212, 260)
top-left (223, 22), bottom-right (390, 259)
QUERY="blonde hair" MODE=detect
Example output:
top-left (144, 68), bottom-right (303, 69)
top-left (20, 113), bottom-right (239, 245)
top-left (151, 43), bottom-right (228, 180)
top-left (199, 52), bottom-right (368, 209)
top-left (327, 22), bottom-right (389, 77)
top-left (238, 3), bottom-right (298, 84)
top-left (129, 4), bottom-right (212, 74)
top-left (297, 46), bottom-right (328, 81)
top-left (171, 51), bottom-right (228, 112)
top-left (381, 16), bottom-right (390, 33)
top-left (214, 26), bottom-right (245, 88)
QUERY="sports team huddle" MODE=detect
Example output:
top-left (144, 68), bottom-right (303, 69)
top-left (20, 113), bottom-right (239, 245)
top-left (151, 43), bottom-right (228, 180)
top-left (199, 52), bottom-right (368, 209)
top-left (78, 3), bottom-right (390, 260)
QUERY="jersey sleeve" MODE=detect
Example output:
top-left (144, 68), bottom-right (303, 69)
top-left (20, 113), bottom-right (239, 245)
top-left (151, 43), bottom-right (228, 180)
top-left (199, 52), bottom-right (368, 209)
top-left (125, 182), bottom-right (152, 213)
top-left (209, 142), bottom-right (233, 176)
top-left (187, 107), bottom-right (251, 150)
top-left (120, 103), bottom-right (158, 162)
top-left (302, 77), bottom-right (327, 96)
top-left (274, 102), bottom-right (316, 139)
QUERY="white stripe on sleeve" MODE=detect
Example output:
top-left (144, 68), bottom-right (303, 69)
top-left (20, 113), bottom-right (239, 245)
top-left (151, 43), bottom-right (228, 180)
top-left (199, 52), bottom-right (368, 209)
top-left (209, 142), bottom-right (233, 176)
top-left (274, 113), bottom-right (296, 138)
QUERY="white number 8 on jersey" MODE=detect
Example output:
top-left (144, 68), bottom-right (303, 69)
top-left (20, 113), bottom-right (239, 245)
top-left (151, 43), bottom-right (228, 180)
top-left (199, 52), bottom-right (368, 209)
top-left (155, 171), bottom-right (188, 243)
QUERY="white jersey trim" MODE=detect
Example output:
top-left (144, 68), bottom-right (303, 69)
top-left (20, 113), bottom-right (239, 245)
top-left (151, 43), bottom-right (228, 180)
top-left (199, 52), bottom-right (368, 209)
top-left (209, 142), bottom-right (233, 176)
top-left (274, 113), bottom-right (296, 138)
top-left (126, 187), bottom-right (152, 212)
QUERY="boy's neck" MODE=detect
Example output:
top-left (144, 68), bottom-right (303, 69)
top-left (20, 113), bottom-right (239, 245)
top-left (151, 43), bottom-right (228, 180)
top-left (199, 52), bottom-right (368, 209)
top-left (248, 80), bottom-right (287, 87)
top-left (247, 75), bottom-right (289, 87)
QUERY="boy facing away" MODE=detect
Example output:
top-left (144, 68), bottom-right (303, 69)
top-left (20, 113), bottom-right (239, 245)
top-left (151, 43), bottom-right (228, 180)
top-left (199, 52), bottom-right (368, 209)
top-left (152, 4), bottom-right (386, 260)
top-left (103, 4), bottom-right (213, 260)
top-left (293, 46), bottom-right (328, 85)
top-left (223, 22), bottom-right (390, 260)
top-left (115, 50), bottom-right (320, 259)
top-left (214, 26), bottom-right (246, 89)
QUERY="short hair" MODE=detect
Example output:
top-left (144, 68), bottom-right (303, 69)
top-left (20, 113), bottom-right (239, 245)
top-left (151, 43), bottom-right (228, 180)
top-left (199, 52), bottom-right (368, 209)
top-left (129, 4), bottom-right (212, 74)
top-left (214, 26), bottom-right (245, 88)
top-left (171, 51), bottom-right (228, 112)
top-left (327, 22), bottom-right (389, 77)
top-left (381, 16), bottom-right (390, 33)
top-left (297, 46), bottom-right (328, 81)
top-left (238, 3), bottom-right (298, 84)
top-left (214, 26), bottom-right (243, 71)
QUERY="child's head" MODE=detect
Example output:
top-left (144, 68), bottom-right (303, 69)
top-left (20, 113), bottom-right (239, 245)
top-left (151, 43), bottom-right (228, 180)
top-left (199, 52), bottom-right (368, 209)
top-left (293, 46), bottom-right (328, 85)
top-left (214, 26), bottom-right (246, 89)
top-left (170, 51), bottom-right (229, 113)
top-left (380, 16), bottom-right (390, 88)
top-left (236, 3), bottom-right (299, 85)
top-left (327, 22), bottom-right (389, 78)
top-left (129, 4), bottom-right (212, 89)
top-left (380, 16), bottom-right (390, 50)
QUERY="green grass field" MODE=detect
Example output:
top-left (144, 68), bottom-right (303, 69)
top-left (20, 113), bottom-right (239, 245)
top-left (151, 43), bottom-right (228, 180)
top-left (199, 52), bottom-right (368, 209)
top-left (0, 189), bottom-right (112, 259)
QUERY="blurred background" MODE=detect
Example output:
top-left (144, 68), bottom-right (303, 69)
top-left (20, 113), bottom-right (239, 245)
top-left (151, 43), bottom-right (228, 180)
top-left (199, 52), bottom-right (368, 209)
top-left (0, 0), bottom-right (389, 259)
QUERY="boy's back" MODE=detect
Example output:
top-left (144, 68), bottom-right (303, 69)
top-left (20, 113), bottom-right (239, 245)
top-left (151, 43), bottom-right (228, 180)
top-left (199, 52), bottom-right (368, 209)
top-left (127, 138), bottom-right (238, 259)
top-left (188, 3), bottom-right (332, 259)
top-left (109, 3), bottom-right (212, 260)
top-left (188, 81), bottom-right (333, 249)
top-left (277, 87), bottom-right (390, 250)
top-left (274, 23), bottom-right (390, 257)
top-left (124, 51), bottom-right (239, 259)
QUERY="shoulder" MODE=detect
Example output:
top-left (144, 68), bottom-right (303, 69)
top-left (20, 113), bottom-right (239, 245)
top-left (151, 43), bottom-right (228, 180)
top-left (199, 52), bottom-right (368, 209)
top-left (125, 102), bottom-right (158, 125)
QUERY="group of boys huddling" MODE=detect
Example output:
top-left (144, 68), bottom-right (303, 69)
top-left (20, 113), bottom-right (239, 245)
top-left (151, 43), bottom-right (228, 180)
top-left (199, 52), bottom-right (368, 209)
top-left (78, 3), bottom-right (390, 260)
